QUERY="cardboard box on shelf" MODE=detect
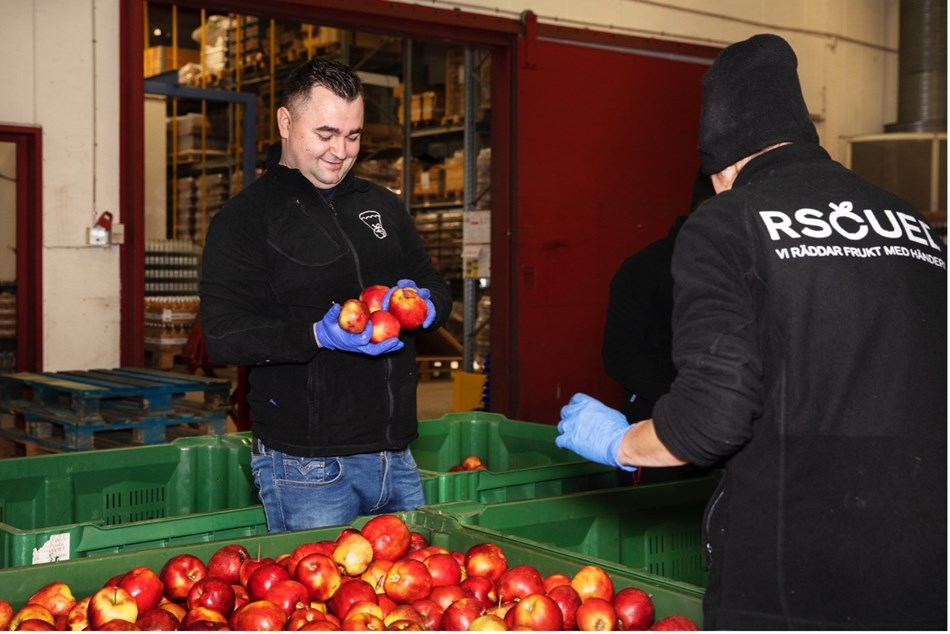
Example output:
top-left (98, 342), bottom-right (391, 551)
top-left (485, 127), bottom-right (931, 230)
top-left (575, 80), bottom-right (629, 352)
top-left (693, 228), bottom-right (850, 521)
top-left (144, 46), bottom-right (201, 77)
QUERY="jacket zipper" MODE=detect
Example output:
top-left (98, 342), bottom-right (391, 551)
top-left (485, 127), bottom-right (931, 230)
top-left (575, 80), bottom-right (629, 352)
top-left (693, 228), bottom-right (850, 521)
top-left (703, 478), bottom-right (726, 570)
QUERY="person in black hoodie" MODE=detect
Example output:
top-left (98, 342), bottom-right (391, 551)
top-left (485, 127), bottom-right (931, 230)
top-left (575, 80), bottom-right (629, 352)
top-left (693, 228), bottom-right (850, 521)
top-left (200, 57), bottom-right (452, 532)
top-left (557, 34), bottom-right (946, 629)
top-left (602, 174), bottom-right (714, 484)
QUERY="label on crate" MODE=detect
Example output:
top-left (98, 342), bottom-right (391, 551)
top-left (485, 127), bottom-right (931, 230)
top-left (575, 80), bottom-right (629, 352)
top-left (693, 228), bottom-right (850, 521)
top-left (32, 533), bottom-right (70, 564)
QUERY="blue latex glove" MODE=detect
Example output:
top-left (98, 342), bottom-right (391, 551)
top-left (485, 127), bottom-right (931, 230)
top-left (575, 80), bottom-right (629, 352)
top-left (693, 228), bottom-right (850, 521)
top-left (382, 279), bottom-right (437, 329)
top-left (556, 393), bottom-right (637, 472)
top-left (314, 304), bottom-right (404, 355)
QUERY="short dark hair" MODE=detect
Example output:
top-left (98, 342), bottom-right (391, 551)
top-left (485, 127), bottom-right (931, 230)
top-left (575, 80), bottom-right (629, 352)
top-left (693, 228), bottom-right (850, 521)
top-left (282, 57), bottom-right (364, 114)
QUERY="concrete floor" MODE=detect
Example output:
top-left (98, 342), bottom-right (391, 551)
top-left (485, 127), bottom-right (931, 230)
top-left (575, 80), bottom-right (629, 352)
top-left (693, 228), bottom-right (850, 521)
top-left (417, 378), bottom-right (455, 420)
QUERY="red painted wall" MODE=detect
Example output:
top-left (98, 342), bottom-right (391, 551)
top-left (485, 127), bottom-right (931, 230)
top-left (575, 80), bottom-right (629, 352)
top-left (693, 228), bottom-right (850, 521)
top-left (512, 40), bottom-right (709, 424)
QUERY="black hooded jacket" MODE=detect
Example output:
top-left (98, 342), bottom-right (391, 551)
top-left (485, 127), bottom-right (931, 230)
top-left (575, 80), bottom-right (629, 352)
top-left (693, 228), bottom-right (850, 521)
top-left (653, 143), bottom-right (947, 629)
top-left (200, 145), bottom-right (452, 458)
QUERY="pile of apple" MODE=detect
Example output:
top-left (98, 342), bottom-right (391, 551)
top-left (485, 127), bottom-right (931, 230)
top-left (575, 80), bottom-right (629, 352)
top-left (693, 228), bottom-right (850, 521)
top-left (338, 284), bottom-right (429, 343)
top-left (0, 514), bottom-right (699, 631)
top-left (448, 456), bottom-right (488, 472)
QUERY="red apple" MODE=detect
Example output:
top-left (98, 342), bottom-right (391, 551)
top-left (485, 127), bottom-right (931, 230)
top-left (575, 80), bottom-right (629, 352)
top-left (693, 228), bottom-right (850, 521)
top-left (423, 552), bottom-right (463, 587)
top-left (206, 543), bottom-right (250, 585)
top-left (507, 592), bottom-right (564, 631)
top-left (65, 597), bottom-right (90, 631)
top-left (247, 561), bottom-right (291, 601)
top-left (461, 455), bottom-right (484, 470)
top-left (156, 597), bottom-right (186, 622)
top-left (9, 605), bottom-right (56, 631)
top-left (649, 614), bottom-right (699, 630)
top-left (386, 287), bottom-right (428, 330)
top-left (548, 583), bottom-right (583, 629)
top-left (612, 586), bottom-right (656, 630)
top-left (239, 556), bottom-right (276, 588)
top-left (159, 553), bottom-right (207, 602)
top-left (96, 618), bottom-right (141, 631)
top-left (12, 619), bottom-right (57, 631)
top-left (382, 604), bottom-right (426, 629)
top-left (284, 542), bottom-right (335, 578)
top-left (497, 564), bottom-right (546, 603)
top-left (287, 606), bottom-right (327, 631)
top-left (294, 552), bottom-right (343, 602)
top-left (544, 572), bottom-right (572, 593)
top-left (571, 564), bottom-right (615, 602)
top-left (181, 606), bottom-right (229, 629)
top-left (360, 514), bottom-right (412, 562)
top-left (232, 583), bottom-right (250, 611)
top-left (135, 607), bottom-right (181, 631)
top-left (340, 611), bottom-right (385, 631)
top-left (328, 579), bottom-right (378, 620)
top-left (360, 558), bottom-right (394, 593)
top-left (298, 620), bottom-right (339, 631)
top-left (229, 599), bottom-right (288, 631)
top-left (264, 579), bottom-right (311, 615)
top-left (359, 285), bottom-right (390, 313)
top-left (383, 558), bottom-right (432, 604)
top-left (187, 577), bottom-right (236, 614)
top-left (409, 598), bottom-right (443, 631)
top-left (576, 597), bottom-right (618, 631)
top-left (342, 600), bottom-right (383, 622)
top-left (408, 531), bottom-right (429, 553)
top-left (333, 530), bottom-right (375, 576)
top-left (440, 597), bottom-right (485, 631)
top-left (337, 298), bottom-right (371, 334)
top-left (464, 543), bottom-right (508, 582)
top-left (26, 581), bottom-right (77, 618)
top-left (460, 575), bottom-right (498, 609)
top-left (88, 586), bottom-right (139, 630)
top-left (387, 619), bottom-right (425, 630)
top-left (0, 600), bottom-right (13, 630)
top-left (428, 584), bottom-right (466, 611)
top-left (469, 613), bottom-right (507, 630)
top-left (368, 309), bottom-right (401, 343)
top-left (118, 566), bottom-right (164, 615)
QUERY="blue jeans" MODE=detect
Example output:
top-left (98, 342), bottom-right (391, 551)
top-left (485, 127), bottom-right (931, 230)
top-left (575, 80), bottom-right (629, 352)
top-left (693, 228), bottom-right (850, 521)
top-left (250, 439), bottom-right (426, 532)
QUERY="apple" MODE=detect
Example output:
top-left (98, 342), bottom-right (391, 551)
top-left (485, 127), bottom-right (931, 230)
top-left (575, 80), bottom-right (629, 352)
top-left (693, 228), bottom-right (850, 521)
top-left (337, 298), bottom-right (371, 334)
top-left (497, 564), bottom-right (546, 603)
top-left (360, 285), bottom-right (390, 313)
top-left (428, 584), bottom-right (466, 611)
top-left (460, 575), bottom-right (498, 609)
top-left (544, 572), bottom-right (572, 593)
top-left (469, 613), bottom-right (508, 630)
top-left (387, 619), bottom-right (425, 630)
top-left (181, 606), bottom-right (229, 629)
top-left (383, 558), bottom-right (432, 604)
top-left (264, 579), bottom-right (311, 615)
top-left (0, 600), bottom-right (13, 630)
top-left (461, 455), bottom-right (484, 470)
top-left (26, 581), bottom-right (77, 618)
top-left (187, 576), bottom-right (236, 614)
top-left (440, 597), bottom-right (485, 631)
top-left (88, 586), bottom-right (139, 630)
top-left (12, 619), bottom-right (57, 631)
top-left (571, 564), bottom-right (615, 602)
top-left (360, 558), bottom-right (394, 593)
top-left (206, 543), bottom-right (250, 585)
top-left (383, 604), bottom-right (426, 629)
top-left (360, 514), bottom-right (412, 562)
top-left (159, 553), bottom-right (207, 602)
top-left (408, 531), bottom-right (429, 553)
top-left (135, 607), bottom-right (181, 631)
top-left (229, 600), bottom-right (289, 631)
top-left (649, 614), bottom-right (699, 630)
top-left (298, 620), bottom-right (339, 631)
top-left (423, 552), bottom-right (463, 587)
top-left (333, 530), bottom-right (375, 576)
top-left (507, 592), bottom-right (564, 631)
top-left (328, 579), bottom-right (378, 620)
top-left (409, 598), bottom-right (443, 631)
top-left (612, 586), bottom-right (655, 630)
top-left (284, 542), bottom-right (335, 578)
top-left (548, 582), bottom-right (583, 630)
top-left (294, 552), bottom-right (343, 602)
top-left (464, 543), bottom-right (508, 581)
top-left (576, 597), bottom-right (618, 631)
top-left (233, 583), bottom-right (250, 611)
top-left (157, 597), bottom-right (187, 622)
top-left (376, 592), bottom-right (397, 617)
top-left (65, 596), bottom-right (91, 631)
top-left (342, 600), bottom-right (383, 622)
top-left (340, 610), bottom-right (385, 631)
top-left (368, 309), bottom-right (401, 343)
top-left (248, 561), bottom-right (292, 601)
top-left (239, 556), bottom-right (276, 588)
top-left (287, 606), bottom-right (327, 631)
top-left (386, 286), bottom-right (428, 330)
top-left (117, 566), bottom-right (164, 615)
top-left (9, 605), bottom-right (56, 631)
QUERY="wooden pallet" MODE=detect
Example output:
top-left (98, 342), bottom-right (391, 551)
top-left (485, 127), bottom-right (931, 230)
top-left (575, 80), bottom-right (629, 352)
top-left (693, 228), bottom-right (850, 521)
top-left (0, 368), bottom-right (230, 451)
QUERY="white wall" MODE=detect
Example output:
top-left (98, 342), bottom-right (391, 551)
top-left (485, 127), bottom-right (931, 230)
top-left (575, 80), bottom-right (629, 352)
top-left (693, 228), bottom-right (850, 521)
top-left (0, 0), bottom-right (898, 370)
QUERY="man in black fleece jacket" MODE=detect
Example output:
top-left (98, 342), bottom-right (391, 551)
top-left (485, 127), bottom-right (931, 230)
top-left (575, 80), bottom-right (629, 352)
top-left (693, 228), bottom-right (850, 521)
top-left (200, 57), bottom-right (451, 532)
top-left (557, 34), bottom-right (946, 629)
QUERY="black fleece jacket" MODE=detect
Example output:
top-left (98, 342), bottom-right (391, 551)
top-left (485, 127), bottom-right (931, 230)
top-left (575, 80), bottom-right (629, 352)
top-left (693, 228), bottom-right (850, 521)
top-left (653, 143), bottom-right (947, 629)
top-left (199, 145), bottom-right (451, 458)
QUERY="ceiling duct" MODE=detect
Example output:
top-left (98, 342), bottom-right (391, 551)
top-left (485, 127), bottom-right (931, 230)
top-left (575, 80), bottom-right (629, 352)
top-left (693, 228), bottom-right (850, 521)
top-left (886, 0), bottom-right (947, 133)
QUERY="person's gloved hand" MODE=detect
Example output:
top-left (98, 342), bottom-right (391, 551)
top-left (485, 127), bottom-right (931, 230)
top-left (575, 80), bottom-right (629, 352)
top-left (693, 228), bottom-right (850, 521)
top-left (314, 304), bottom-right (404, 356)
top-left (382, 279), bottom-right (437, 329)
top-left (556, 393), bottom-right (637, 472)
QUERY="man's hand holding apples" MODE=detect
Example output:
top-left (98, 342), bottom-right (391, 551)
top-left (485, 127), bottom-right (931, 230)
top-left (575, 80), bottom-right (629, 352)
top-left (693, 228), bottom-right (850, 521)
top-left (382, 279), bottom-right (437, 330)
top-left (313, 303), bottom-right (404, 356)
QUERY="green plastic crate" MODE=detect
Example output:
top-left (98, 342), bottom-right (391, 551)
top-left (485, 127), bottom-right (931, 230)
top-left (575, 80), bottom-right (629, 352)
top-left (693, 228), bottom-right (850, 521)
top-left (0, 434), bottom-right (265, 567)
top-left (410, 411), bottom-right (621, 503)
top-left (0, 510), bottom-right (705, 627)
top-left (428, 475), bottom-right (719, 587)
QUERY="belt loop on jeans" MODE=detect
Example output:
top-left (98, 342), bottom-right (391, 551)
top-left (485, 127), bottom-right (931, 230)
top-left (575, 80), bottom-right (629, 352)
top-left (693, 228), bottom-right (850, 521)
top-left (252, 437), bottom-right (265, 455)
